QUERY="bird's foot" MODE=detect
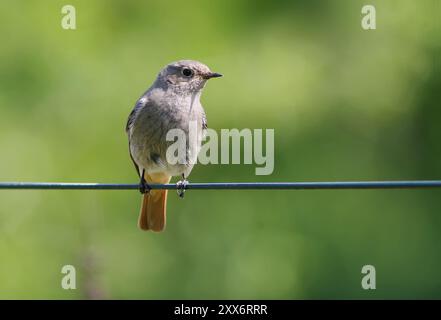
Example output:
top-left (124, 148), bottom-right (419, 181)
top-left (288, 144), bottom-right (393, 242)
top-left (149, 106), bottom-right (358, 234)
top-left (176, 176), bottom-right (188, 198)
top-left (139, 171), bottom-right (151, 194)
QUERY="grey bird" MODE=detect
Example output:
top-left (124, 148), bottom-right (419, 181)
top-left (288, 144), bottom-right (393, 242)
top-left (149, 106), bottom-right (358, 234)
top-left (126, 60), bottom-right (222, 232)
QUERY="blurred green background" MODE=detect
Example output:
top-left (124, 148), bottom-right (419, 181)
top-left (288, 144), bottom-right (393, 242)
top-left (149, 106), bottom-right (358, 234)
top-left (0, 0), bottom-right (440, 299)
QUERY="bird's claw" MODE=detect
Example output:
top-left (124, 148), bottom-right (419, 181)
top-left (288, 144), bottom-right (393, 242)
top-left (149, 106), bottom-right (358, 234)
top-left (139, 174), bottom-right (151, 194)
top-left (176, 179), bottom-right (189, 198)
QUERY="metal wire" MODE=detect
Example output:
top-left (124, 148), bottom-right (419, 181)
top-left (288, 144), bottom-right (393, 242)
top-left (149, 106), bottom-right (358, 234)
top-left (0, 180), bottom-right (441, 190)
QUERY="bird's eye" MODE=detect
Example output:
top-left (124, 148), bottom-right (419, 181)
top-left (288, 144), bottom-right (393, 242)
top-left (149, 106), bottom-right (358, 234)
top-left (182, 68), bottom-right (194, 77)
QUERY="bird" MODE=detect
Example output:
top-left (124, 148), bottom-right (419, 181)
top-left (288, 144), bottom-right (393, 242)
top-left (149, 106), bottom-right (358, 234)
top-left (126, 60), bottom-right (222, 232)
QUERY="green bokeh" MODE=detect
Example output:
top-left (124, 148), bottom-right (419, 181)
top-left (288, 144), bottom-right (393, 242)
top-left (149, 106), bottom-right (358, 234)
top-left (0, 0), bottom-right (440, 299)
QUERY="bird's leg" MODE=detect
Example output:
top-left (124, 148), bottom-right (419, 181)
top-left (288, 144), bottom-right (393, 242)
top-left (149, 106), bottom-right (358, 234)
top-left (176, 173), bottom-right (188, 198)
top-left (139, 169), bottom-right (151, 194)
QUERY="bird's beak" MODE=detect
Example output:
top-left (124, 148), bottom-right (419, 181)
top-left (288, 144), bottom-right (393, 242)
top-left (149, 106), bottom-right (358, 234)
top-left (204, 72), bottom-right (223, 79)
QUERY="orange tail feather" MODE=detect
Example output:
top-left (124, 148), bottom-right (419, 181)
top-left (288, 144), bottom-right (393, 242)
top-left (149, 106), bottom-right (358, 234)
top-left (138, 173), bottom-right (171, 232)
top-left (138, 190), bottom-right (168, 232)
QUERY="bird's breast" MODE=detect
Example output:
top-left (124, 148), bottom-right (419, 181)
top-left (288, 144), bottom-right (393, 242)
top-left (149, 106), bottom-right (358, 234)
top-left (129, 94), bottom-right (205, 176)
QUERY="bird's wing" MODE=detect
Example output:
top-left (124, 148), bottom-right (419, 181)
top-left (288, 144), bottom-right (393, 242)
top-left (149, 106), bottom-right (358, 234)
top-left (126, 95), bottom-right (149, 176)
top-left (202, 111), bottom-right (208, 130)
top-left (126, 102), bottom-right (141, 134)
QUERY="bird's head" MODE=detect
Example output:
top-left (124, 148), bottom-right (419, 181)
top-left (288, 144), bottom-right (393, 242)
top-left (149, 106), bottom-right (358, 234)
top-left (156, 60), bottom-right (222, 94)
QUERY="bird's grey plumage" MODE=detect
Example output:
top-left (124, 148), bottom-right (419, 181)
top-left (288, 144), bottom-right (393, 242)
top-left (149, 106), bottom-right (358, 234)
top-left (127, 60), bottom-right (218, 179)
